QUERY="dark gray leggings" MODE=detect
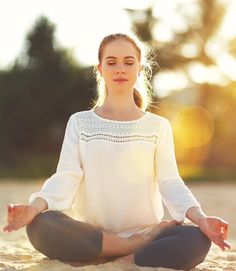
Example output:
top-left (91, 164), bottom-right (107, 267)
top-left (26, 210), bottom-right (211, 270)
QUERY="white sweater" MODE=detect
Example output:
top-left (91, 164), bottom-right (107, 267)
top-left (29, 108), bottom-right (200, 237)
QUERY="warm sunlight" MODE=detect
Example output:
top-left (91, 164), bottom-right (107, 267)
top-left (217, 54), bottom-right (236, 81)
top-left (173, 105), bottom-right (215, 149)
top-left (153, 71), bottom-right (189, 97)
top-left (172, 106), bottom-right (215, 174)
top-left (0, 0), bottom-right (235, 69)
top-left (0, 0), bottom-right (131, 68)
top-left (188, 63), bottom-right (229, 85)
top-left (1, 1), bottom-right (236, 270)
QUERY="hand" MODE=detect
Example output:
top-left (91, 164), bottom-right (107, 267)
top-left (198, 216), bottom-right (231, 251)
top-left (129, 220), bottom-right (180, 246)
top-left (3, 204), bottom-right (38, 232)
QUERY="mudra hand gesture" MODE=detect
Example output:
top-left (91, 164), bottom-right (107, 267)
top-left (3, 204), bottom-right (37, 232)
top-left (198, 216), bottom-right (231, 251)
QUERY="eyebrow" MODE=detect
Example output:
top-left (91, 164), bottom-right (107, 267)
top-left (105, 56), bottom-right (135, 60)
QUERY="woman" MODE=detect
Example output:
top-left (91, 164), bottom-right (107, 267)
top-left (3, 33), bottom-right (231, 270)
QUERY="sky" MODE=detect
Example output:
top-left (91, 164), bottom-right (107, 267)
top-left (0, 0), bottom-right (152, 68)
top-left (0, 0), bottom-right (235, 96)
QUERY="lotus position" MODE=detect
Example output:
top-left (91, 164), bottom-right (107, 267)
top-left (4, 32), bottom-right (231, 270)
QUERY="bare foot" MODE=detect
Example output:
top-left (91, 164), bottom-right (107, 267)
top-left (131, 220), bottom-right (181, 245)
top-left (147, 220), bottom-right (181, 241)
top-left (68, 221), bottom-right (180, 267)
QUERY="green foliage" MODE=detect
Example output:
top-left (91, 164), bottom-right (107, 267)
top-left (181, 166), bottom-right (236, 183)
top-left (0, 16), bottom-right (96, 177)
top-left (123, 1), bottom-right (236, 181)
top-left (0, 154), bottom-right (57, 179)
top-left (0, 2), bottom-right (235, 179)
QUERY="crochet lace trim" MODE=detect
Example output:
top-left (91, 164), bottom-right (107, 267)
top-left (75, 110), bottom-right (161, 144)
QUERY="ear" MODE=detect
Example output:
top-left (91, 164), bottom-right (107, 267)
top-left (97, 64), bottom-right (102, 76)
top-left (138, 65), bottom-right (143, 74)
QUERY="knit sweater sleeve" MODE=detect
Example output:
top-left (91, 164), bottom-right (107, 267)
top-left (155, 117), bottom-right (200, 222)
top-left (29, 114), bottom-right (84, 210)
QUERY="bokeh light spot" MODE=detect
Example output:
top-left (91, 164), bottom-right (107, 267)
top-left (173, 105), bottom-right (215, 148)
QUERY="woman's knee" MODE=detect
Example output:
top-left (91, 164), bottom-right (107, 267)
top-left (26, 210), bottom-right (103, 262)
top-left (26, 211), bottom-right (61, 254)
top-left (180, 226), bottom-right (211, 270)
top-left (182, 226), bottom-right (211, 252)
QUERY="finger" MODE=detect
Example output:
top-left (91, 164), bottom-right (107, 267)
top-left (7, 204), bottom-right (13, 214)
top-left (7, 204), bottom-right (16, 213)
top-left (219, 240), bottom-right (226, 251)
top-left (222, 240), bottom-right (231, 250)
top-left (7, 203), bottom-right (22, 211)
top-left (13, 222), bottom-right (26, 231)
top-left (212, 238), bottom-right (225, 251)
top-left (221, 224), bottom-right (228, 240)
top-left (212, 237), bottom-right (231, 251)
top-left (7, 203), bottom-right (14, 209)
top-left (216, 225), bottom-right (228, 241)
top-left (3, 221), bottom-right (20, 232)
top-left (219, 219), bottom-right (228, 227)
top-left (217, 219), bottom-right (228, 237)
top-left (3, 224), bottom-right (15, 232)
top-left (3, 225), bottom-right (9, 232)
top-left (7, 205), bottom-right (15, 221)
top-left (6, 224), bottom-right (19, 232)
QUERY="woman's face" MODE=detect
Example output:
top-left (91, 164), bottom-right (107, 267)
top-left (98, 39), bottom-right (142, 93)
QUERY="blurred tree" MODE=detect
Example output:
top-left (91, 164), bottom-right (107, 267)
top-left (0, 2), bottom-right (235, 178)
top-left (0, 16), bottom-right (96, 177)
top-left (125, 0), bottom-right (236, 173)
top-left (125, 0), bottom-right (226, 71)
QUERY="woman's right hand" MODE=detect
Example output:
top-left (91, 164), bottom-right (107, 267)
top-left (3, 204), bottom-right (38, 232)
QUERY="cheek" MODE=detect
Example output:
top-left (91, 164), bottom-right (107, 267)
top-left (128, 65), bottom-right (139, 73)
top-left (129, 68), bottom-right (139, 78)
top-left (103, 66), bottom-right (115, 75)
top-left (102, 70), bottom-right (114, 83)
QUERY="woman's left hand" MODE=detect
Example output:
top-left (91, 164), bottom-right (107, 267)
top-left (198, 216), bottom-right (231, 251)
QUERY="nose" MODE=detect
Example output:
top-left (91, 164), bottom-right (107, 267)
top-left (115, 64), bottom-right (125, 74)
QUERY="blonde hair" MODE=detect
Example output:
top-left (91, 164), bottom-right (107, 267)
top-left (92, 32), bottom-right (156, 111)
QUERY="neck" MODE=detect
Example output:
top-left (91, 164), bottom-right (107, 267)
top-left (102, 88), bottom-right (139, 113)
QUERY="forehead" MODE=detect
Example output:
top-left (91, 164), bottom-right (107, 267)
top-left (102, 39), bottom-right (139, 59)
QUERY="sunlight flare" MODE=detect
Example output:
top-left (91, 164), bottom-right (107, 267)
top-left (173, 105), bottom-right (215, 148)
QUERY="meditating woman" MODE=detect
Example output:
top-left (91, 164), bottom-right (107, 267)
top-left (4, 32), bottom-right (231, 270)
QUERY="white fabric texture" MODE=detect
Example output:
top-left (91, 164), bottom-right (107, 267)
top-left (29, 109), bottom-right (200, 237)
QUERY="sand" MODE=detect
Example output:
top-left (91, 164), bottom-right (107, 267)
top-left (0, 180), bottom-right (235, 271)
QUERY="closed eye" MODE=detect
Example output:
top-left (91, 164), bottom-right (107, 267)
top-left (107, 62), bottom-right (134, 65)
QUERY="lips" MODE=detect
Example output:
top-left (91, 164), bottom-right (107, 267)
top-left (113, 78), bottom-right (128, 82)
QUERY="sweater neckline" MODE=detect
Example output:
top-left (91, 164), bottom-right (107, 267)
top-left (90, 108), bottom-right (149, 123)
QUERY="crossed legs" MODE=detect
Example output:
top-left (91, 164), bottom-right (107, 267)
top-left (26, 210), bottom-right (211, 270)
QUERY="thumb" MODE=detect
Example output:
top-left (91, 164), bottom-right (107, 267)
top-left (7, 204), bottom-right (15, 220)
top-left (7, 203), bottom-right (15, 211)
top-left (7, 204), bottom-right (12, 215)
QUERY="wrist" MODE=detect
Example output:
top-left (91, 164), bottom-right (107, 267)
top-left (29, 205), bottom-right (40, 217)
top-left (186, 206), bottom-right (207, 226)
top-left (29, 197), bottom-right (48, 215)
top-left (197, 215), bottom-right (208, 226)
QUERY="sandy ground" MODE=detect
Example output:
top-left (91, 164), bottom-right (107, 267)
top-left (0, 180), bottom-right (235, 271)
